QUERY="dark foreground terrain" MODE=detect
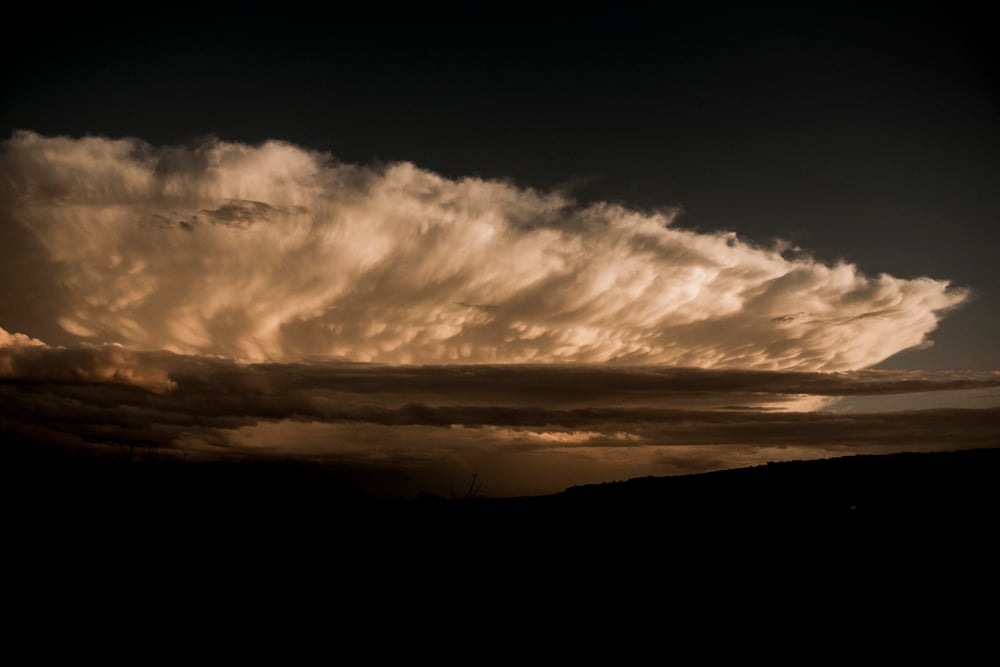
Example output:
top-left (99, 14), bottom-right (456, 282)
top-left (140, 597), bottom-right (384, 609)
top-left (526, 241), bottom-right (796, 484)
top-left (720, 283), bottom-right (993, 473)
top-left (6, 445), bottom-right (998, 548)
top-left (6, 444), bottom-right (999, 624)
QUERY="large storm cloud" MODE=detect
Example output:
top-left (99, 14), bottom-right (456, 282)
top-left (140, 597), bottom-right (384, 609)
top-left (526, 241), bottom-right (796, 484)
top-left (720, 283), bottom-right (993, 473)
top-left (0, 132), bottom-right (967, 369)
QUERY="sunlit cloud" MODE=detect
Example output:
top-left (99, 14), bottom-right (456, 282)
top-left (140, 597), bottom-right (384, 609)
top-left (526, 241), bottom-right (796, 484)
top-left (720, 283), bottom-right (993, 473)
top-left (0, 325), bottom-right (44, 348)
top-left (0, 327), bottom-right (176, 392)
top-left (0, 131), bottom-right (967, 370)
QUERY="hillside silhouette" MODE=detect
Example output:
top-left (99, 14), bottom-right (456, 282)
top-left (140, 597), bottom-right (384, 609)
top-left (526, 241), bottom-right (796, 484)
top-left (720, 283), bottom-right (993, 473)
top-left (7, 439), bottom-right (999, 614)
top-left (6, 441), bottom-right (998, 545)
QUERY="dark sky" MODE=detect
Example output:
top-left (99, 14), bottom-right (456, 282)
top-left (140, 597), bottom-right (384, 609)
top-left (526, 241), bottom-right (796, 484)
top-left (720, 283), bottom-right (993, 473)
top-left (3, 2), bottom-right (997, 369)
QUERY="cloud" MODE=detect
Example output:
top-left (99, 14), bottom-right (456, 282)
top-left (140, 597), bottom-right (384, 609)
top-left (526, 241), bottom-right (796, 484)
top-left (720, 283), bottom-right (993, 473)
top-left (0, 328), bottom-right (176, 392)
top-left (0, 325), bottom-right (44, 348)
top-left (2, 338), bottom-right (996, 496)
top-left (5, 337), bottom-right (997, 409)
top-left (0, 131), bottom-right (968, 370)
top-left (1, 339), bottom-right (996, 450)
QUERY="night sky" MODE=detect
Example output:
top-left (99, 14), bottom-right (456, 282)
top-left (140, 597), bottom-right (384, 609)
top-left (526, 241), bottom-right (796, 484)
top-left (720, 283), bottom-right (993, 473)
top-left (1, 3), bottom-right (997, 497)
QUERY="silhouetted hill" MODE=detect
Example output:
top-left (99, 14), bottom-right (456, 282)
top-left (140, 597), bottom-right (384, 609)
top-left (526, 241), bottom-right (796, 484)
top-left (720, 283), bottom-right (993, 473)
top-left (6, 441), bottom-right (999, 565)
top-left (391, 449), bottom-right (1000, 550)
top-left (558, 448), bottom-right (1000, 519)
top-left (6, 441), bottom-right (999, 524)
top-left (7, 442), bottom-right (999, 615)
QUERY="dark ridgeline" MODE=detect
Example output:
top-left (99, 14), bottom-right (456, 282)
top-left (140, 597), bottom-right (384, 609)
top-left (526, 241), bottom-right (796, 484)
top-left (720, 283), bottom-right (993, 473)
top-left (6, 439), bottom-right (998, 544)
top-left (6, 436), bottom-right (998, 620)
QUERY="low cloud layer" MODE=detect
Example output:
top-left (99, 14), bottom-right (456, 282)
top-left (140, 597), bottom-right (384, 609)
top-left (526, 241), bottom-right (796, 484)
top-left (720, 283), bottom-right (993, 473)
top-left (0, 131), bottom-right (967, 370)
top-left (3, 335), bottom-right (997, 409)
top-left (2, 337), bottom-right (997, 496)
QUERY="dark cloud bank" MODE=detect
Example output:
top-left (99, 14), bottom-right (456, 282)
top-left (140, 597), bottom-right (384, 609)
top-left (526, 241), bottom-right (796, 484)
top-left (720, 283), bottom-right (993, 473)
top-left (2, 338), bottom-right (997, 497)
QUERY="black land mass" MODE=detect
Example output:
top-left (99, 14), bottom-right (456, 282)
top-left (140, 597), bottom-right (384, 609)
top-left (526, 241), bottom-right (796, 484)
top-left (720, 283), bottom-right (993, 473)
top-left (6, 442), bottom-right (998, 543)
top-left (6, 442), bottom-right (999, 606)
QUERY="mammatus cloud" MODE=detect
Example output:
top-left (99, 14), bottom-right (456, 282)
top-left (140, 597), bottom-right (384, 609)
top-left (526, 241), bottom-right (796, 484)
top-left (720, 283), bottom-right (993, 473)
top-left (0, 131), bottom-right (967, 369)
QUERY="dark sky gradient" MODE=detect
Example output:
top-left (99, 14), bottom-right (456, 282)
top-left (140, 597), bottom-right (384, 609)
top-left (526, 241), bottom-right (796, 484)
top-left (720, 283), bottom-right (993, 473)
top-left (2, 2), bottom-right (997, 370)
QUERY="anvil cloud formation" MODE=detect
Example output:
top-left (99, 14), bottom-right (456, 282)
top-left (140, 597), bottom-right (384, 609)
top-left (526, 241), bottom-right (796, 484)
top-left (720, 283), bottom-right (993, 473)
top-left (1, 132), bottom-right (991, 498)
top-left (0, 132), bottom-right (967, 370)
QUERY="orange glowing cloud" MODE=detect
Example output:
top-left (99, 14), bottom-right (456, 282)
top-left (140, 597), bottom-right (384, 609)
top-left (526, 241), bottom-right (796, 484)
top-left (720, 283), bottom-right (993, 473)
top-left (0, 131), bottom-right (967, 370)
